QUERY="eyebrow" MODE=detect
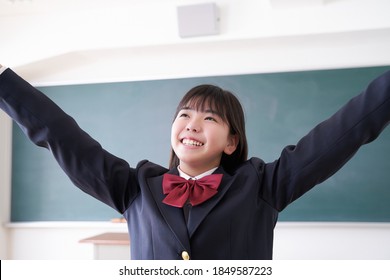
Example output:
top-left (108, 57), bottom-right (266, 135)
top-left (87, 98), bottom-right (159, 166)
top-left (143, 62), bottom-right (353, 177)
top-left (180, 106), bottom-right (222, 116)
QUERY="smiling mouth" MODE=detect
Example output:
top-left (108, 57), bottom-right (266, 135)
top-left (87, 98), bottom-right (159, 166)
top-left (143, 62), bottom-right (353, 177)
top-left (181, 139), bottom-right (204, 146)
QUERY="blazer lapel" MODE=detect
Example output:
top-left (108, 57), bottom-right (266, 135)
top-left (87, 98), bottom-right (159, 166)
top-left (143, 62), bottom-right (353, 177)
top-left (147, 171), bottom-right (191, 250)
top-left (187, 168), bottom-right (233, 237)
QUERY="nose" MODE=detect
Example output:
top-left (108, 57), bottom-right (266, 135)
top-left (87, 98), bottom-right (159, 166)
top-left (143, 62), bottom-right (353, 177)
top-left (186, 125), bottom-right (199, 132)
top-left (186, 118), bottom-right (201, 132)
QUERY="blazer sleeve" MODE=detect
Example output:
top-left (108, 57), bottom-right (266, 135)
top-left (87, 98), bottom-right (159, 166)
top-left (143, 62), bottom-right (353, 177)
top-left (258, 70), bottom-right (390, 211)
top-left (0, 69), bottom-right (139, 214)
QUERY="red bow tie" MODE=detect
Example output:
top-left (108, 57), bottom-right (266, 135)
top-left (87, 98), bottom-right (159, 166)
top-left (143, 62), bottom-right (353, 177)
top-left (162, 173), bottom-right (223, 207)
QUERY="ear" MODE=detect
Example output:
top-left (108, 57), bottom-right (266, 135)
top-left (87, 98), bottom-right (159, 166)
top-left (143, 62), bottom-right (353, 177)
top-left (224, 134), bottom-right (239, 155)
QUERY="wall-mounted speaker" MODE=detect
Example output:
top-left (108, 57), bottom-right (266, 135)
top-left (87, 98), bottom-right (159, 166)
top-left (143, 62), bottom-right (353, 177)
top-left (177, 2), bottom-right (220, 38)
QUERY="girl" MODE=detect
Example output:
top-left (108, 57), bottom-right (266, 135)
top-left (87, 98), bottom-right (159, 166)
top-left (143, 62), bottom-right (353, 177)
top-left (0, 65), bottom-right (389, 260)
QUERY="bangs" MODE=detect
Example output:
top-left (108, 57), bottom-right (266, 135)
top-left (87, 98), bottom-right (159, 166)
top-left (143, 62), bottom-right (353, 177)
top-left (175, 85), bottom-right (229, 124)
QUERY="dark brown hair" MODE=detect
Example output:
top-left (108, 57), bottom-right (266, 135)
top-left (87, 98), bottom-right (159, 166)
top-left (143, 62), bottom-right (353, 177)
top-left (169, 84), bottom-right (248, 173)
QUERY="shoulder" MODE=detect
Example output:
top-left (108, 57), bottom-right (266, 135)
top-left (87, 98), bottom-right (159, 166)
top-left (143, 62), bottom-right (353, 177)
top-left (136, 160), bottom-right (169, 178)
top-left (229, 157), bottom-right (267, 176)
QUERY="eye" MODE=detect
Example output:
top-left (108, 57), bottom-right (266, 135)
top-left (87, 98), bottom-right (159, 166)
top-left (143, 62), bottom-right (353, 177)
top-left (178, 112), bottom-right (190, 118)
top-left (205, 116), bottom-right (217, 122)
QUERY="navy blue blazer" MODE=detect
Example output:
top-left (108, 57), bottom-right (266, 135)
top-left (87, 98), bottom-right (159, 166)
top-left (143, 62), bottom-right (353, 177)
top-left (1, 69), bottom-right (389, 260)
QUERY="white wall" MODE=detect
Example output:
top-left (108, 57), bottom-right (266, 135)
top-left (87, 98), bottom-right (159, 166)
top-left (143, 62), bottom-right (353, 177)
top-left (1, 0), bottom-right (390, 259)
top-left (1, 0), bottom-right (390, 86)
top-left (0, 111), bottom-right (12, 259)
top-left (5, 222), bottom-right (129, 260)
top-left (4, 222), bottom-right (390, 260)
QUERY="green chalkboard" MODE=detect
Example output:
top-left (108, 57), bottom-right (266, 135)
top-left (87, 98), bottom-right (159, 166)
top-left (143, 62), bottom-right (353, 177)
top-left (11, 66), bottom-right (390, 221)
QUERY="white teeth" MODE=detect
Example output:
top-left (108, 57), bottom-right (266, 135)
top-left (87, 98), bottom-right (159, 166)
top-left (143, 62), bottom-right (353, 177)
top-left (182, 139), bottom-right (204, 146)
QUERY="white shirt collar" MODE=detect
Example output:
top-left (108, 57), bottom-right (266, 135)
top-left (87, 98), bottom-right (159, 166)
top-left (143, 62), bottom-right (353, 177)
top-left (178, 166), bottom-right (219, 180)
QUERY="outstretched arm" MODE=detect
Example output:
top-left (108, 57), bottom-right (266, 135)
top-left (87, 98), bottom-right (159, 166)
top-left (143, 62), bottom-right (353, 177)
top-left (260, 69), bottom-right (390, 211)
top-left (0, 67), bottom-right (140, 213)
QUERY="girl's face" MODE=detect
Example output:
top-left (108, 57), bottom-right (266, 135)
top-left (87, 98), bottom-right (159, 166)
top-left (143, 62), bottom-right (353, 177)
top-left (171, 106), bottom-right (238, 176)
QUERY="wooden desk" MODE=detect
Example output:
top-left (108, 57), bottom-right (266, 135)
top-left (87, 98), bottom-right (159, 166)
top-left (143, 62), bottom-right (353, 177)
top-left (80, 232), bottom-right (130, 259)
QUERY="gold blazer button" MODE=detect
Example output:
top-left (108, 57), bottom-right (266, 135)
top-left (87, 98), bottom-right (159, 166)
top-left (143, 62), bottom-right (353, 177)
top-left (181, 251), bottom-right (190, 260)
